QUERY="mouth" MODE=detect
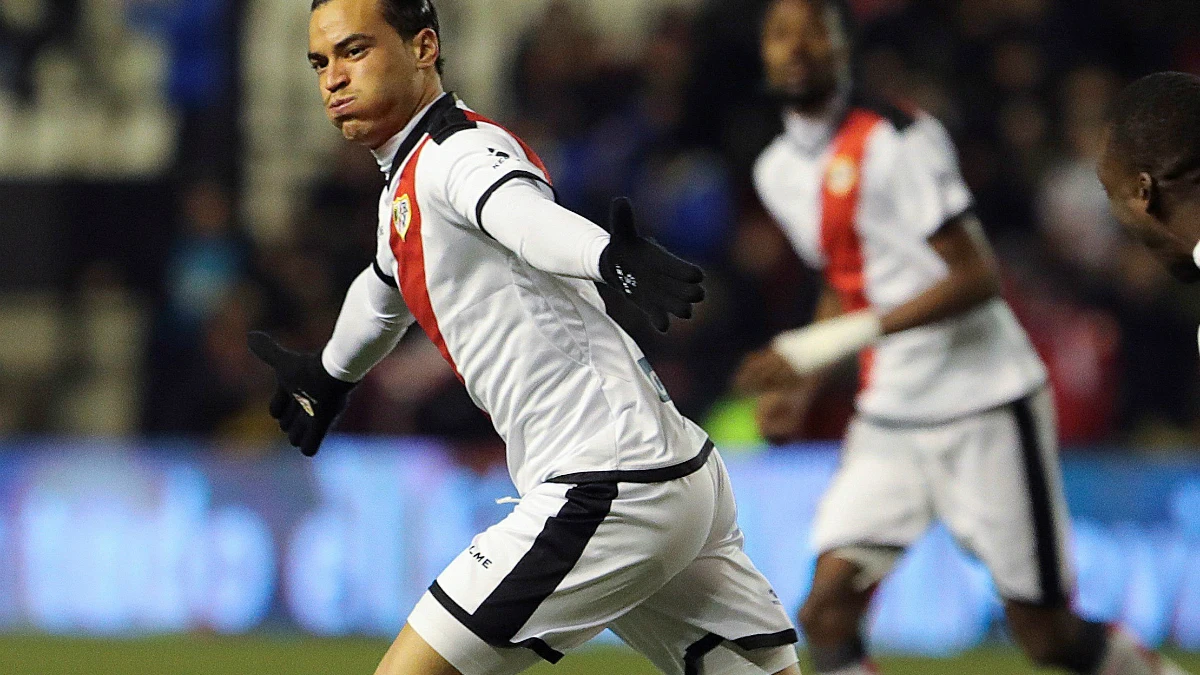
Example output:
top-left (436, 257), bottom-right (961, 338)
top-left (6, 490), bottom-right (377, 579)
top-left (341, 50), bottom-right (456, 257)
top-left (328, 97), bottom-right (355, 116)
top-left (772, 63), bottom-right (811, 92)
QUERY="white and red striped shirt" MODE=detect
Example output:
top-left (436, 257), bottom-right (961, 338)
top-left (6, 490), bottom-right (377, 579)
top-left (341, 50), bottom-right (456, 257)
top-left (754, 97), bottom-right (1046, 424)
top-left (362, 94), bottom-right (709, 494)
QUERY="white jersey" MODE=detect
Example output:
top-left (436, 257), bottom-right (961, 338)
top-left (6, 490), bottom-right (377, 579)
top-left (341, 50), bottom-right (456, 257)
top-left (754, 96), bottom-right (1047, 423)
top-left (371, 94), bottom-right (709, 495)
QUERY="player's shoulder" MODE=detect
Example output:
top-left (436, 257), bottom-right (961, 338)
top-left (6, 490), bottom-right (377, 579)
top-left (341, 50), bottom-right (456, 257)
top-left (422, 97), bottom-right (479, 145)
top-left (422, 103), bottom-right (523, 157)
top-left (849, 94), bottom-right (953, 148)
top-left (417, 110), bottom-right (530, 188)
top-left (847, 96), bottom-right (958, 172)
top-left (849, 92), bottom-right (920, 135)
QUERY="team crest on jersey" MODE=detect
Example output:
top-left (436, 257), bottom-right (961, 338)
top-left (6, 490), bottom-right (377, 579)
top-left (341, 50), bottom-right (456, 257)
top-left (826, 155), bottom-right (858, 197)
top-left (393, 194), bottom-right (412, 240)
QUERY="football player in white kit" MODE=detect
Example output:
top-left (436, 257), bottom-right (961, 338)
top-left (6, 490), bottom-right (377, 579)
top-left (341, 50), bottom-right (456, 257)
top-left (248, 0), bottom-right (802, 674)
top-left (737, 1), bottom-right (1190, 675)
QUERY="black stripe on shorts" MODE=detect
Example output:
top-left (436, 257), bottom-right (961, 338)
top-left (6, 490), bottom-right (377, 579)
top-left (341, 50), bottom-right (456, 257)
top-left (730, 628), bottom-right (799, 651)
top-left (428, 481), bottom-right (618, 662)
top-left (683, 629), bottom-right (798, 675)
top-left (1012, 395), bottom-right (1066, 606)
top-left (683, 633), bottom-right (725, 675)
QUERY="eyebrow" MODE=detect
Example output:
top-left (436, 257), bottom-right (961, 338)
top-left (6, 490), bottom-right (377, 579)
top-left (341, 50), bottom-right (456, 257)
top-left (308, 33), bottom-right (373, 62)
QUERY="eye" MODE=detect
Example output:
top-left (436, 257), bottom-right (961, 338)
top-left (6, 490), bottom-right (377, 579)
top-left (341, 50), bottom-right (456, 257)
top-left (347, 46), bottom-right (366, 58)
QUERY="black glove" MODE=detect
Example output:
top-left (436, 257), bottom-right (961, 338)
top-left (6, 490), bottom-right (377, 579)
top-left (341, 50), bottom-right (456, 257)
top-left (598, 197), bottom-right (705, 332)
top-left (248, 331), bottom-right (357, 457)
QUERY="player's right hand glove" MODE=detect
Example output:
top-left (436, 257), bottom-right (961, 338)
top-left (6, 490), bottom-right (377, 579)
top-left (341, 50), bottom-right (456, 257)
top-left (248, 331), bottom-right (357, 457)
top-left (598, 197), bottom-right (706, 332)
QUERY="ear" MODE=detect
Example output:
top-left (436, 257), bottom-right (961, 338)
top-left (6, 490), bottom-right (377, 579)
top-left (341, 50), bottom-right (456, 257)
top-left (1136, 171), bottom-right (1160, 215)
top-left (412, 27), bottom-right (440, 70)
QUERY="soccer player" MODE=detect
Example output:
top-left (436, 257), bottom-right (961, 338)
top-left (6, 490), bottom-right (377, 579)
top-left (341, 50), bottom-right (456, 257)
top-left (1099, 72), bottom-right (1200, 287)
top-left (737, 1), bottom-right (1190, 674)
top-left (249, 0), bottom-right (802, 674)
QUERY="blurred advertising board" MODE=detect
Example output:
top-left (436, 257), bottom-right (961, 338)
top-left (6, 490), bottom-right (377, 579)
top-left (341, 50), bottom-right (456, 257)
top-left (0, 438), bottom-right (1197, 653)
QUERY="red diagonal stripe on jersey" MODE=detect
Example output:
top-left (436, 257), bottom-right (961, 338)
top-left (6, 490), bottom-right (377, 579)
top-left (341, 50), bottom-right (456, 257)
top-left (462, 110), bottom-right (553, 182)
top-left (821, 108), bottom-right (884, 391)
top-left (390, 136), bottom-right (464, 384)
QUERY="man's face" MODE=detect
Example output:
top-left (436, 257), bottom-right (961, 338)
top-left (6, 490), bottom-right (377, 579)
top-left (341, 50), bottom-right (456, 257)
top-left (1098, 135), bottom-right (1200, 282)
top-left (308, 0), bottom-right (428, 148)
top-left (761, 0), bottom-right (848, 109)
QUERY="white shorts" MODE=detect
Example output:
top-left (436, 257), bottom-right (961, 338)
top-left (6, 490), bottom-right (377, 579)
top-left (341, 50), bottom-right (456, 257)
top-left (407, 442), bottom-right (798, 675)
top-left (811, 388), bottom-right (1075, 605)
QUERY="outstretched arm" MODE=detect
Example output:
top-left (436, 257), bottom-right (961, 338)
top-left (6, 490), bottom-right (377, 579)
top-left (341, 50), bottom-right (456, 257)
top-left (323, 265), bottom-right (417, 383)
top-left (480, 182), bottom-right (705, 332)
top-left (442, 127), bottom-right (703, 331)
top-left (478, 180), bottom-right (611, 281)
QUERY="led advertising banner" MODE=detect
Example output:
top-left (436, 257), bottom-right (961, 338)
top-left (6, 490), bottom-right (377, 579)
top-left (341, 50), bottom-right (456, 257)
top-left (0, 438), bottom-right (1197, 653)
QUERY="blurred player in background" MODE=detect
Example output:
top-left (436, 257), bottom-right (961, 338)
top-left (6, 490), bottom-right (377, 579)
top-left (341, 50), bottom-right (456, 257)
top-left (737, 1), bottom-right (1190, 674)
top-left (1100, 72), bottom-right (1200, 291)
top-left (249, 0), bottom-right (802, 673)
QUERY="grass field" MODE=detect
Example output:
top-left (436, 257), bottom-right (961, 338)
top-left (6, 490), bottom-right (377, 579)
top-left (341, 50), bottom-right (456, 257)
top-left (2, 637), bottom-right (1199, 675)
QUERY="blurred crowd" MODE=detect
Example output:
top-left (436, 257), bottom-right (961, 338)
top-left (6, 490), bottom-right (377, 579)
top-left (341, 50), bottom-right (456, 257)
top-left (5, 0), bottom-right (1200, 454)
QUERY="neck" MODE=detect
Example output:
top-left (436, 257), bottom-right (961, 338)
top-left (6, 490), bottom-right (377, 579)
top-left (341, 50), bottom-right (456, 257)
top-left (1170, 199), bottom-right (1200, 252)
top-left (784, 76), bottom-right (851, 118)
top-left (787, 93), bottom-right (838, 117)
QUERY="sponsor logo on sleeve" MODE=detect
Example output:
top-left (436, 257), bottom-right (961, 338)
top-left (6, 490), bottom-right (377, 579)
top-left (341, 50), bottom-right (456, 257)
top-left (638, 357), bottom-right (672, 403)
top-left (487, 147), bottom-right (511, 169)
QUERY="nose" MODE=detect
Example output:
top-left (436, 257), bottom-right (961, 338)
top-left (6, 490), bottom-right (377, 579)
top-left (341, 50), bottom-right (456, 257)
top-left (774, 33), bottom-right (806, 64)
top-left (323, 60), bottom-right (349, 95)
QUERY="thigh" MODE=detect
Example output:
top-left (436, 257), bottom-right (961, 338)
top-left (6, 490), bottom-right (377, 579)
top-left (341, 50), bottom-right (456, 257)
top-left (934, 389), bottom-right (1074, 606)
top-left (374, 623), bottom-right (468, 675)
top-left (610, 456), bottom-right (799, 675)
top-left (409, 474), bottom-right (715, 675)
top-left (811, 418), bottom-right (934, 555)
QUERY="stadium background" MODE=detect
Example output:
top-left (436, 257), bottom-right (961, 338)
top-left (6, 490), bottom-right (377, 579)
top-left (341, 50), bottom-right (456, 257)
top-left (3, 0), bottom-right (1200, 672)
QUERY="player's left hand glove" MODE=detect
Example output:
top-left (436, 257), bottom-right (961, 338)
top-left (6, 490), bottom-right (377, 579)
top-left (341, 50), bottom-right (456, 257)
top-left (248, 331), bottom-right (357, 457)
top-left (599, 197), bottom-right (705, 332)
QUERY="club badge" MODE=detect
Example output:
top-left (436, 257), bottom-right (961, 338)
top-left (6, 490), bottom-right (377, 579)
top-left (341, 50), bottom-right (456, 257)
top-left (393, 194), bottom-right (412, 241)
top-left (826, 155), bottom-right (858, 197)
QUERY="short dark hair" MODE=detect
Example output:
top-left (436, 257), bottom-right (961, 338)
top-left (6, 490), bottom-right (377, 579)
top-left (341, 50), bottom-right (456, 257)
top-left (312, 0), bottom-right (445, 75)
top-left (764, 0), bottom-right (856, 49)
top-left (1108, 71), bottom-right (1200, 193)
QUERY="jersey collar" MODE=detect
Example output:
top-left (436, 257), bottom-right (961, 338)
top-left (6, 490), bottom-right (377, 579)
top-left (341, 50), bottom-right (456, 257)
top-left (372, 92), bottom-right (456, 183)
